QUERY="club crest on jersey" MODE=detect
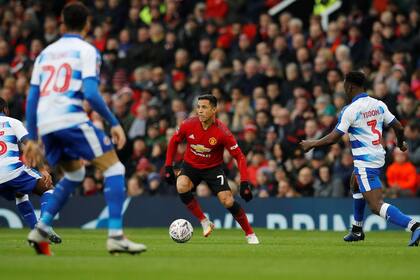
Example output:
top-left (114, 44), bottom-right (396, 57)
top-left (209, 137), bottom-right (217, 145)
top-left (103, 136), bottom-right (111, 146)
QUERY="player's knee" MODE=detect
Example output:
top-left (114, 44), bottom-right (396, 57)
top-left (176, 176), bottom-right (192, 193)
top-left (64, 166), bottom-right (86, 182)
top-left (219, 192), bottom-right (234, 208)
top-left (92, 150), bottom-right (120, 172)
top-left (176, 182), bottom-right (189, 193)
top-left (366, 200), bottom-right (381, 215)
top-left (103, 162), bottom-right (125, 177)
top-left (34, 179), bottom-right (53, 196)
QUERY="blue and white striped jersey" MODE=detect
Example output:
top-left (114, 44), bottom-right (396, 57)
top-left (335, 93), bottom-right (396, 169)
top-left (30, 34), bottom-right (101, 136)
top-left (0, 115), bottom-right (28, 183)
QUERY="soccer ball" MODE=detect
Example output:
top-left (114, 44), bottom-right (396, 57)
top-left (169, 219), bottom-right (193, 243)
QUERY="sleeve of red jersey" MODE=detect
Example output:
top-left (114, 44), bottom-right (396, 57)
top-left (224, 130), bottom-right (248, 182)
top-left (165, 122), bottom-right (187, 166)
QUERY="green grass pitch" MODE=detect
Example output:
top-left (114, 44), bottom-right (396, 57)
top-left (0, 228), bottom-right (418, 280)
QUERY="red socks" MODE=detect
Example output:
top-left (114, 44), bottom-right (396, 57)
top-left (186, 198), bottom-right (206, 221)
top-left (227, 202), bottom-right (254, 235)
top-left (234, 208), bottom-right (254, 235)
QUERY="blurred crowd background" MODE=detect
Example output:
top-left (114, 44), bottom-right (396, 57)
top-left (0, 0), bottom-right (419, 198)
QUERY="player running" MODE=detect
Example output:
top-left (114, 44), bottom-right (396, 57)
top-left (300, 71), bottom-right (420, 246)
top-left (0, 97), bottom-right (61, 247)
top-left (165, 94), bottom-right (259, 244)
top-left (24, 2), bottom-right (146, 255)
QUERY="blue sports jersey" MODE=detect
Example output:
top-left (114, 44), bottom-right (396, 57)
top-left (29, 34), bottom-right (101, 136)
top-left (335, 93), bottom-right (396, 169)
top-left (0, 114), bottom-right (28, 184)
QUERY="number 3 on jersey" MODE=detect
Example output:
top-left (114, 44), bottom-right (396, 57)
top-left (0, 131), bottom-right (7, 156)
top-left (41, 63), bottom-right (72, 96)
top-left (367, 119), bottom-right (381, 145)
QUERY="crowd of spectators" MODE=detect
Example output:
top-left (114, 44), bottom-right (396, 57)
top-left (0, 0), bottom-right (419, 198)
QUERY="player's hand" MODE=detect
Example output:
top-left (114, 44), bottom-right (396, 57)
top-left (398, 141), bottom-right (408, 152)
top-left (39, 169), bottom-right (52, 187)
top-left (299, 140), bottom-right (315, 153)
top-left (240, 181), bottom-right (253, 202)
top-left (23, 140), bottom-right (44, 168)
top-left (110, 125), bottom-right (126, 150)
top-left (164, 166), bottom-right (176, 186)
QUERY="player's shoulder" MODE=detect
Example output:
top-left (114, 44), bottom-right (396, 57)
top-left (69, 38), bottom-right (98, 56)
top-left (214, 119), bottom-right (232, 136)
top-left (362, 96), bottom-right (389, 111)
top-left (81, 40), bottom-right (99, 52)
top-left (0, 116), bottom-right (22, 128)
top-left (339, 104), bottom-right (352, 116)
top-left (181, 116), bottom-right (200, 127)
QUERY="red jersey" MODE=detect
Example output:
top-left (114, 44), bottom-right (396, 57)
top-left (165, 117), bottom-right (248, 181)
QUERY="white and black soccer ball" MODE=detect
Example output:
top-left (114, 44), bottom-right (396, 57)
top-left (169, 219), bottom-right (193, 243)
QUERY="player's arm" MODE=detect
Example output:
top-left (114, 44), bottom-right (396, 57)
top-left (381, 101), bottom-right (408, 151)
top-left (300, 129), bottom-right (342, 153)
top-left (82, 47), bottom-right (125, 149)
top-left (224, 131), bottom-right (253, 202)
top-left (301, 107), bottom-right (351, 152)
top-left (164, 122), bottom-right (186, 185)
top-left (23, 83), bottom-right (45, 168)
top-left (13, 119), bottom-right (44, 170)
top-left (82, 79), bottom-right (126, 150)
top-left (83, 79), bottom-right (119, 127)
top-left (11, 118), bottom-right (52, 186)
top-left (389, 119), bottom-right (408, 151)
top-left (25, 85), bottom-right (46, 167)
top-left (26, 84), bottom-right (40, 141)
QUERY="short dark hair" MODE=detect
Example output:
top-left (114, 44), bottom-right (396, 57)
top-left (62, 2), bottom-right (89, 32)
top-left (0, 97), bottom-right (7, 114)
top-left (198, 94), bottom-right (217, 107)
top-left (345, 71), bottom-right (366, 88)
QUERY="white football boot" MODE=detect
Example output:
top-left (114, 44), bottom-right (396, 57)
top-left (27, 223), bottom-right (52, 255)
top-left (246, 233), bottom-right (260, 245)
top-left (201, 218), bottom-right (215, 237)
top-left (107, 236), bottom-right (147, 255)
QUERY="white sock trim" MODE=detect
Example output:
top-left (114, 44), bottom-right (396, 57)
top-left (379, 203), bottom-right (390, 219)
top-left (353, 220), bottom-right (363, 227)
top-left (64, 167), bottom-right (86, 182)
top-left (103, 162), bottom-right (125, 177)
top-left (15, 194), bottom-right (29, 204)
top-left (108, 229), bottom-right (123, 237)
top-left (407, 220), bottom-right (417, 231)
top-left (352, 193), bottom-right (363, 199)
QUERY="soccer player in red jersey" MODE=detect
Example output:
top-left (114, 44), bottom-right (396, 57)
top-left (165, 94), bottom-right (259, 244)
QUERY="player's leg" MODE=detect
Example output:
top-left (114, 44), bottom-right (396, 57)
top-left (92, 150), bottom-right (147, 254)
top-left (92, 151), bottom-right (125, 237)
top-left (36, 160), bottom-right (84, 228)
top-left (216, 190), bottom-right (259, 244)
top-left (205, 167), bottom-right (258, 244)
top-left (15, 193), bottom-right (37, 229)
top-left (13, 167), bottom-right (57, 255)
top-left (357, 170), bottom-right (420, 246)
top-left (64, 122), bottom-right (145, 254)
top-left (344, 172), bottom-right (365, 242)
top-left (177, 164), bottom-right (211, 236)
